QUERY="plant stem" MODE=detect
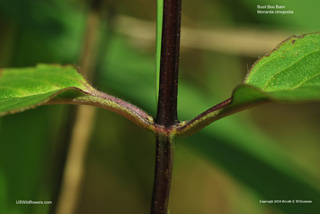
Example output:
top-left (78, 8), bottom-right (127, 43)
top-left (151, 133), bottom-right (174, 214)
top-left (152, 0), bottom-right (182, 213)
top-left (156, 0), bottom-right (181, 127)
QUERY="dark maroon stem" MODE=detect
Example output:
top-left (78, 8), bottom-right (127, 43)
top-left (152, 0), bottom-right (182, 213)
top-left (156, 0), bottom-right (182, 127)
top-left (151, 134), bottom-right (174, 214)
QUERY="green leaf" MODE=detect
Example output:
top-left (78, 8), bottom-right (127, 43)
top-left (244, 32), bottom-right (320, 101)
top-left (0, 64), bottom-right (154, 130)
top-left (177, 32), bottom-right (320, 136)
top-left (0, 64), bottom-right (89, 115)
top-left (221, 32), bottom-right (320, 118)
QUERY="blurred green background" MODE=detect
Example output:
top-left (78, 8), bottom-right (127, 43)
top-left (0, 0), bottom-right (319, 213)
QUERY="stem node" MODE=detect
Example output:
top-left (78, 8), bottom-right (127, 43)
top-left (152, 0), bottom-right (182, 213)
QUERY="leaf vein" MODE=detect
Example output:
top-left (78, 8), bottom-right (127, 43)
top-left (262, 49), bottom-right (320, 90)
top-left (291, 72), bottom-right (320, 90)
